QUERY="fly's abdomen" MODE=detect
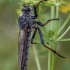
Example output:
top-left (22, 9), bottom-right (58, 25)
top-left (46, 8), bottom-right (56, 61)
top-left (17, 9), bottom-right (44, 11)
top-left (21, 30), bottom-right (31, 70)
top-left (18, 24), bottom-right (31, 70)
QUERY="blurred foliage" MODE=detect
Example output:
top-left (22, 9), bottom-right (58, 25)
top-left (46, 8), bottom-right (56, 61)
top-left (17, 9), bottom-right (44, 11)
top-left (59, 2), bottom-right (70, 13)
top-left (0, 0), bottom-right (70, 70)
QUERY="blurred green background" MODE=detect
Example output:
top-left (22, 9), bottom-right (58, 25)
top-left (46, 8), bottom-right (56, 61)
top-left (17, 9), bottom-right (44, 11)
top-left (0, 0), bottom-right (70, 70)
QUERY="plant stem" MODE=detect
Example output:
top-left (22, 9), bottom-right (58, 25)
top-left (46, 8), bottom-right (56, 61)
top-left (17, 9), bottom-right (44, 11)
top-left (58, 14), bottom-right (70, 35)
top-left (51, 6), bottom-right (55, 29)
top-left (57, 26), bottom-right (70, 41)
top-left (58, 38), bottom-right (70, 41)
top-left (48, 6), bottom-right (54, 70)
top-left (48, 43), bottom-right (52, 70)
top-left (51, 5), bottom-right (59, 70)
top-left (33, 45), bottom-right (41, 70)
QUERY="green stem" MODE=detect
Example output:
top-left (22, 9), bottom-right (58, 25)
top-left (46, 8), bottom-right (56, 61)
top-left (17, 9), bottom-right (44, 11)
top-left (57, 26), bottom-right (70, 41)
top-left (48, 43), bottom-right (52, 70)
top-left (58, 14), bottom-right (70, 35)
top-left (33, 45), bottom-right (41, 70)
top-left (51, 6), bottom-right (55, 29)
top-left (58, 38), bottom-right (70, 41)
top-left (51, 5), bottom-right (59, 70)
top-left (48, 6), bottom-right (54, 70)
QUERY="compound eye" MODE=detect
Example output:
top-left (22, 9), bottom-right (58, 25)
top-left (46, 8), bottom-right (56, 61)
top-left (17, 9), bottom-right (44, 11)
top-left (22, 4), bottom-right (30, 12)
top-left (27, 8), bottom-right (30, 11)
top-left (22, 7), bottom-right (30, 12)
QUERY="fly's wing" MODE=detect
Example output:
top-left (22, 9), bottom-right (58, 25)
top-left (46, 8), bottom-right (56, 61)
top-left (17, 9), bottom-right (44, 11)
top-left (18, 24), bottom-right (28, 68)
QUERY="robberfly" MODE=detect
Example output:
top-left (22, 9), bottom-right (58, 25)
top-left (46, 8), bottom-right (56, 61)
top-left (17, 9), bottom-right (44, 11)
top-left (18, 0), bottom-right (65, 70)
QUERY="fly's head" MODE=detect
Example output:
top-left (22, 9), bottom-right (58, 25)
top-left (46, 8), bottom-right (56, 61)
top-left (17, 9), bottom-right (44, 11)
top-left (22, 4), bottom-right (30, 13)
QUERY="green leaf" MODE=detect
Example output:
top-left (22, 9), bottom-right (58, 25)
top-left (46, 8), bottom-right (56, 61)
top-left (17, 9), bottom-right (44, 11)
top-left (47, 30), bottom-right (55, 38)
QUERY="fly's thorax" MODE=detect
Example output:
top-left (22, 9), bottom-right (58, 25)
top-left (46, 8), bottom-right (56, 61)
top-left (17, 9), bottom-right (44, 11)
top-left (23, 13), bottom-right (32, 25)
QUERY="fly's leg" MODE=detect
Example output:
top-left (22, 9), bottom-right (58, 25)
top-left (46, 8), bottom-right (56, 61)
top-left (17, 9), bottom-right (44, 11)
top-left (34, 19), bottom-right (59, 26)
top-left (31, 5), bottom-right (37, 19)
top-left (37, 27), bottom-right (65, 58)
top-left (31, 27), bottom-right (65, 58)
top-left (35, 0), bottom-right (47, 6)
top-left (32, 0), bottom-right (47, 19)
top-left (31, 28), bottom-right (37, 44)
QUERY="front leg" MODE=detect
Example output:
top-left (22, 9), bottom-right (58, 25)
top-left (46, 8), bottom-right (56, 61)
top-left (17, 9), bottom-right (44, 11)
top-left (32, 0), bottom-right (47, 19)
top-left (33, 18), bottom-right (59, 26)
